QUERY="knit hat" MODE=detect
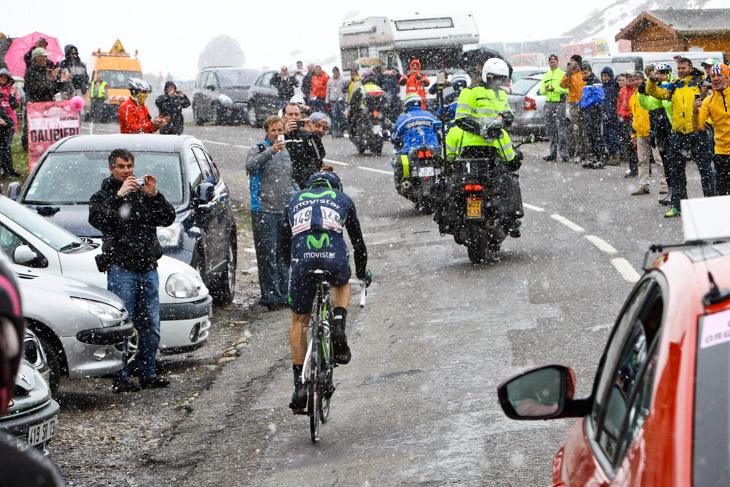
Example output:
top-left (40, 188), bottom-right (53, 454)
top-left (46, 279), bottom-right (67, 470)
top-left (710, 63), bottom-right (730, 80)
top-left (570, 55), bottom-right (583, 64)
top-left (31, 47), bottom-right (48, 59)
top-left (309, 112), bottom-right (331, 125)
top-left (580, 61), bottom-right (592, 71)
top-left (548, 54), bottom-right (559, 61)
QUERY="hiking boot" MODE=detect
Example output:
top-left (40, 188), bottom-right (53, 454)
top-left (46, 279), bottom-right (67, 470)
top-left (331, 314), bottom-right (351, 365)
top-left (112, 378), bottom-right (140, 393)
top-left (631, 186), bottom-right (650, 195)
top-left (664, 206), bottom-right (681, 218)
top-left (591, 161), bottom-right (605, 169)
top-left (289, 365), bottom-right (307, 414)
top-left (542, 155), bottom-right (556, 161)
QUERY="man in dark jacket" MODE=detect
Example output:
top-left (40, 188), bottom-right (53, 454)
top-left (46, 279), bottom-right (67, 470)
top-left (89, 148), bottom-right (176, 393)
top-left (155, 81), bottom-right (190, 135)
top-left (57, 44), bottom-right (89, 99)
top-left (24, 48), bottom-right (68, 103)
top-left (282, 102), bottom-right (332, 188)
top-left (272, 66), bottom-right (299, 110)
top-left (600, 67), bottom-right (621, 164)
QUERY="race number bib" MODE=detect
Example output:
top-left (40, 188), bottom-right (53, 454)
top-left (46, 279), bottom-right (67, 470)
top-left (292, 207), bottom-right (312, 235)
top-left (321, 207), bottom-right (342, 233)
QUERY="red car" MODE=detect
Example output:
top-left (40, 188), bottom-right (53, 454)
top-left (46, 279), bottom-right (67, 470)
top-left (497, 198), bottom-right (730, 486)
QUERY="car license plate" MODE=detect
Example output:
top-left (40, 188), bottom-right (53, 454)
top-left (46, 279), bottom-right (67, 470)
top-left (27, 415), bottom-right (57, 446)
top-left (417, 167), bottom-right (435, 177)
top-left (466, 198), bottom-right (482, 218)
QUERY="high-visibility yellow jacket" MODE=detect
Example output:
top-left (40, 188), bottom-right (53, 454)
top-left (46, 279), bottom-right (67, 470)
top-left (452, 85), bottom-right (514, 162)
top-left (629, 93), bottom-right (651, 138)
top-left (540, 69), bottom-right (568, 102)
top-left (89, 80), bottom-right (107, 98)
top-left (696, 85), bottom-right (730, 155)
top-left (646, 71), bottom-right (706, 134)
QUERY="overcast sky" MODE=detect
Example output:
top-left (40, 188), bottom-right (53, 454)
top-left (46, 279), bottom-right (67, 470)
top-left (0, 0), bottom-right (672, 80)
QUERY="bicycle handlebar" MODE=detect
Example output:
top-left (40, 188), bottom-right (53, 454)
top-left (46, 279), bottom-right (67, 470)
top-left (348, 279), bottom-right (368, 308)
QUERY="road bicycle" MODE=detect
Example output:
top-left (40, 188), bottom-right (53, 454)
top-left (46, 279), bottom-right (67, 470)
top-left (302, 270), bottom-right (367, 442)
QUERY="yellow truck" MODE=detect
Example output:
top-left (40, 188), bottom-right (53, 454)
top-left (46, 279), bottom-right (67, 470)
top-left (85, 40), bottom-right (143, 122)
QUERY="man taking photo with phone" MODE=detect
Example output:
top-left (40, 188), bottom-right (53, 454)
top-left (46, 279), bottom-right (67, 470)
top-left (282, 102), bottom-right (333, 188)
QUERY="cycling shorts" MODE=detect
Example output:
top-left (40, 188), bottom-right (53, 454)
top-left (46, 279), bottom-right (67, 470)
top-left (288, 237), bottom-right (351, 314)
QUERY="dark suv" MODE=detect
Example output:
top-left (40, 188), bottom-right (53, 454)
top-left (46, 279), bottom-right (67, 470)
top-left (8, 134), bottom-right (238, 305)
top-left (193, 67), bottom-right (261, 125)
top-left (245, 70), bottom-right (279, 128)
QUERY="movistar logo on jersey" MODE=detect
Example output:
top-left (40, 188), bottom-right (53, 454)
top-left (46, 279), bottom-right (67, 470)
top-left (298, 190), bottom-right (336, 201)
top-left (306, 233), bottom-right (331, 249)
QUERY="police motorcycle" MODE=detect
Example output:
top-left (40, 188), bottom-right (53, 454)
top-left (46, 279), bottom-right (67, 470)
top-left (391, 93), bottom-right (443, 213)
top-left (432, 58), bottom-right (525, 263)
top-left (348, 73), bottom-right (391, 156)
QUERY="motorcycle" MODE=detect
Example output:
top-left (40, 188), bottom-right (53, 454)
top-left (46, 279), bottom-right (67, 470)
top-left (433, 145), bottom-right (525, 263)
top-left (392, 145), bottom-right (441, 213)
top-left (349, 89), bottom-right (391, 156)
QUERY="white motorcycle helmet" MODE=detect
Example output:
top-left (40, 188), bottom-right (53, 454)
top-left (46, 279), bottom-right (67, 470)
top-left (481, 58), bottom-right (510, 83)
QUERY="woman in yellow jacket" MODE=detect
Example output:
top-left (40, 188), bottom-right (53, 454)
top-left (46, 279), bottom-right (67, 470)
top-left (695, 63), bottom-right (730, 195)
top-left (629, 71), bottom-right (668, 195)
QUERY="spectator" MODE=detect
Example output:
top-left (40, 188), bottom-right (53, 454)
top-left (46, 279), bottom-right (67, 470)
top-left (399, 59), bottom-right (430, 110)
top-left (629, 71), bottom-right (667, 195)
top-left (615, 73), bottom-right (639, 177)
top-left (326, 67), bottom-right (347, 137)
top-left (23, 37), bottom-right (56, 71)
top-left (57, 45), bottom-right (89, 100)
top-left (155, 81), bottom-right (190, 135)
top-left (271, 66), bottom-right (299, 111)
top-left (561, 55), bottom-right (589, 162)
top-left (345, 69), bottom-right (362, 105)
top-left (379, 68), bottom-right (402, 123)
top-left (293, 61), bottom-right (306, 99)
top-left (89, 148), bottom-right (177, 392)
top-left (301, 63), bottom-right (315, 102)
top-left (308, 65), bottom-right (329, 113)
top-left (701, 58), bottom-right (719, 80)
top-left (282, 102), bottom-right (330, 188)
top-left (245, 115), bottom-right (297, 311)
top-left (600, 67), bottom-right (621, 164)
top-left (647, 57), bottom-right (715, 218)
top-left (539, 54), bottom-right (569, 161)
top-left (88, 73), bottom-right (109, 122)
top-left (309, 112), bottom-right (332, 140)
top-left (579, 62), bottom-right (606, 168)
top-left (0, 69), bottom-right (20, 178)
top-left (118, 78), bottom-right (168, 134)
top-left (695, 63), bottom-right (730, 196)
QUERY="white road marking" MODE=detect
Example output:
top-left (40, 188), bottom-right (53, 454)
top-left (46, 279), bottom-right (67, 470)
top-left (550, 214), bottom-right (585, 233)
top-left (611, 258), bottom-right (641, 283)
top-left (523, 203), bottom-right (545, 212)
top-left (324, 158), bottom-right (349, 166)
top-left (585, 235), bottom-right (617, 254)
top-left (358, 166), bottom-right (393, 175)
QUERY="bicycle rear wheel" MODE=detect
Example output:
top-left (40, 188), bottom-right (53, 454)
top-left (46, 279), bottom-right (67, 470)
top-left (308, 339), bottom-right (321, 442)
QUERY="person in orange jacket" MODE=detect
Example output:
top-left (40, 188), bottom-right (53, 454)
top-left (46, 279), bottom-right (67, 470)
top-left (560, 55), bottom-right (589, 161)
top-left (398, 59), bottom-right (430, 110)
top-left (118, 78), bottom-right (168, 134)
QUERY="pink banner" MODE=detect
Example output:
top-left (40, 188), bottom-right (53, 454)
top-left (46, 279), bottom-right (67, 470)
top-left (27, 101), bottom-right (81, 171)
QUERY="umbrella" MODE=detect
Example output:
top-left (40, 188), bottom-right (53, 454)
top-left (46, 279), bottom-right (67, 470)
top-left (5, 32), bottom-right (64, 77)
top-left (354, 57), bottom-right (385, 67)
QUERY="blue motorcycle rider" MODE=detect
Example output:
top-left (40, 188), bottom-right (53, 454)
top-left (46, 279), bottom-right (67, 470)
top-left (391, 93), bottom-right (442, 154)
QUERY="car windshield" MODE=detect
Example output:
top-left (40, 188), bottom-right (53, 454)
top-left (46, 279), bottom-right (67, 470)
top-left (693, 313), bottom-right (730, 485)
top-left (217, 70), bottom-right (259, 88)
top-left (511, 78), bottom-right (540, 96)
top-left (25, 151), bottom-right (184, 205)
top-left (97, 70), bottom-right (143, 90)
top-left (0, 197), bottom-right (83, 252)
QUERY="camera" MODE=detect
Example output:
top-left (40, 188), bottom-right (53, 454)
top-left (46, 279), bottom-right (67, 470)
top-left (135, 177), bottom-right (145, 188)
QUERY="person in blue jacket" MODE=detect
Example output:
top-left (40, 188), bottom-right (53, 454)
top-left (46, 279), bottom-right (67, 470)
top-left (391, 93), bottom-right (441, 154)
top-left (580, 62), bottom-right (607, 168)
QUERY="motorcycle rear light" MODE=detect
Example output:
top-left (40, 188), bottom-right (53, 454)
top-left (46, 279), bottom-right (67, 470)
top-left (373, 110), bottom-right (379, 117)
top-left (425, 150), bottom-right (432, 157)
top-left (464, 184), bottom-right (483, 191)
top-left (418, 150), bottom-right (425, 158)
top-left (523, 97), bottom-right (537, 111)
top-left (424, 177), bottom-right (431, 180)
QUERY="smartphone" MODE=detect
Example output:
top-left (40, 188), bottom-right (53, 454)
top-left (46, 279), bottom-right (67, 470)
top-left (695, 94), bottom-right (701, 100)
top-left (296, 120), bottom-right (306, 128)
top-left (277, 134), bottom-right (285, 142)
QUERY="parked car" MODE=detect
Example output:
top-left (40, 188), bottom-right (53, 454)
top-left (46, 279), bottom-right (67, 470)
top-left (8, 133), bottom-right (237, 305)
top-left (497, 198), bottom-right (730, 486)
top-left (18, 270), bottom-right (133, 393)
top-left (246, 69), bottom-right (279, 127)
top-left (192, 67), bottom-right (260, 125)
top-left (0, 195), bottom-right (212, 355)
top-left (1, 332), bottom-right (59, 454)
top-left (510, 65), bottom-right (547, 84)
top-left (506, 74), bottom-right (550, 138)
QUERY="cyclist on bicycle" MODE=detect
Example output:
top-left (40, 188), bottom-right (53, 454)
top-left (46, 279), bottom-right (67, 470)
top-left (282, 170), bottom-right (372, 413)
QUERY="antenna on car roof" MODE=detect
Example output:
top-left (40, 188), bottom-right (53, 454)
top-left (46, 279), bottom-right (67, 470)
top-left (681, 197), bottom-right (730, 308)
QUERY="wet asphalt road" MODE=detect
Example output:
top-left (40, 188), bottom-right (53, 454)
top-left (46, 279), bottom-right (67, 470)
top-left (63, 120), bottom-right (693, 485)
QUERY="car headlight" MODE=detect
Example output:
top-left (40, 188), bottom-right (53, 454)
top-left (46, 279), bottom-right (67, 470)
top-left (218, 94), bottom-right (233, 107)
top-left (71, 297), bottom-right (128, 323)
top-left (166, 272), bottom-right (201, 299)
top-left (157, 223), bottom-right (183, 248)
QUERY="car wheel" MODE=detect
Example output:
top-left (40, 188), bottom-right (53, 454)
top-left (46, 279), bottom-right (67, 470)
top-left (193, 103), bottom-right (204, 126)
top-left (37, 336), bottom-right (61, 395)
top-left (210, 240), bottom-right (237, 306)
top-left (212, 104), bottom-right (222, 125)
top-left (248, 103), bottom-right (261, 128)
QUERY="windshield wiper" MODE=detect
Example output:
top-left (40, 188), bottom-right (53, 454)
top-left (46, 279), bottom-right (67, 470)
top-left (59, 241), bottom-right (83, 252)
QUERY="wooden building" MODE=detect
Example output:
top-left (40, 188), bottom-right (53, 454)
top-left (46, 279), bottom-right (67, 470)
top-left (615, 9), bottom-right (730, 53)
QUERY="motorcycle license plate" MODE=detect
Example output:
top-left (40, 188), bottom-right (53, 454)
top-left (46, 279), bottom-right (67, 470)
top-left (417, 167), bottom-right (435, 177)
top-left (372, 125), bottom-right (382, 135)
top-left (466, 198), bottom-right (482, 218)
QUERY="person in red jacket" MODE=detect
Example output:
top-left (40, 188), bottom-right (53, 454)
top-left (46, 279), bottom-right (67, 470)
top-left (309, 65), bottom-right (330, 114)
top-left (118, 78), bottom-right (168, 134)
top-left (399, 59), bottom-right (430, 110)
top-left (615, 73), bottom-right (638, 174)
